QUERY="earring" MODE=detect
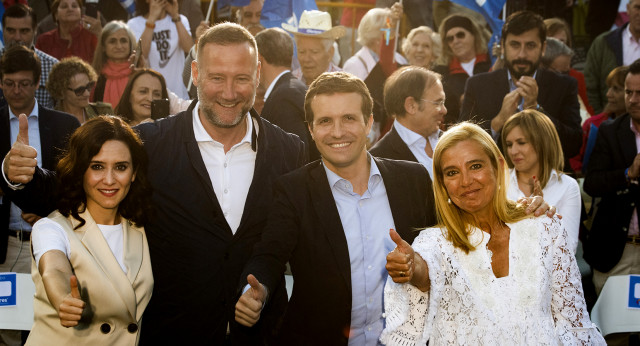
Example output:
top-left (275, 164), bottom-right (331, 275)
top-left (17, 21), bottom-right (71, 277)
top-left (500, 53), bottom-right (504, 60)
top-left (447, 198), bottom-right (452, 204)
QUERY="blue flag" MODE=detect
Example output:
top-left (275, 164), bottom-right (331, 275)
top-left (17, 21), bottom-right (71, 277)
top-left (261, 0), bottom-right (318, 29)
top-left (441, 0), bottom-right (507, 62)
top-left (118, 0), bottom-right (136, 16)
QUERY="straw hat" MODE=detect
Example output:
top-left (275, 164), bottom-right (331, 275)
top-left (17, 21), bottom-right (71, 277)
top-left (282, 10), bottom-right (346, 40)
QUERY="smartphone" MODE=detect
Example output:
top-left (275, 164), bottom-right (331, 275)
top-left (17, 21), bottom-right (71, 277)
top-left (133, 39), bottom-right (142, 67)
top-left (85, 2), bottom-right (99, 18)
top-left (151, 99), bottom-right (170, 120)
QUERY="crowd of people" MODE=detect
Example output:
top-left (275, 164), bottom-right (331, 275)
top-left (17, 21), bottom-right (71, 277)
top-left (0, 0), bottom-right (637, 344)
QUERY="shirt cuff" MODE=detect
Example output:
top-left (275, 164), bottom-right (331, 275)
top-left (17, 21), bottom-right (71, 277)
top-left (1, 157), bottom-right (24, 190)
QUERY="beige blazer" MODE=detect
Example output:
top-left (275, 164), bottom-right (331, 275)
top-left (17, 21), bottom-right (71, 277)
top-left (26, 210), bottom-right (153, 345)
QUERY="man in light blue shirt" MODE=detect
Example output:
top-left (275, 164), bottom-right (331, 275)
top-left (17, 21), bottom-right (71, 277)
top-left (370, 66), bottom-right (446, 180)
top-left (234, 71), bottom-right (436, 345)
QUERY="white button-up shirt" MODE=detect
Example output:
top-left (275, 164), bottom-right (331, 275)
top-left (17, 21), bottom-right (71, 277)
top-left (192, 103), bottom-right (257, 234)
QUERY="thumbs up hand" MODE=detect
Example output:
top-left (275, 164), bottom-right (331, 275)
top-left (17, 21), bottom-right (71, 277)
top-left (386, 229), bottom-right (416, 283)
top-left (235, 274), bottom-right (267, 327)
top-left (4, 114), bottom-right (38, 184)
top-left (58, 275), bottom-right (85, 327)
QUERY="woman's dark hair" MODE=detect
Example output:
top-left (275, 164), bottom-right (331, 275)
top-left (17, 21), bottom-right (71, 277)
top-left (114, 68), bottom-right (168, 124)
top-left (56, 115), bottom-right (152, 228)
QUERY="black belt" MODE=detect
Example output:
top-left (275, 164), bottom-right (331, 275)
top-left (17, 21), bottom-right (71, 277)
top-left (8, 229), bottom-right (30, 241)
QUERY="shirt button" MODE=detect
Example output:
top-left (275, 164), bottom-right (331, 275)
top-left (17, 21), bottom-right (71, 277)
top-left (224, 163), bottom-right (227, 168)
top-left (224, 189), bottom-right (228, 194)
top-left (359, 201), bottom-right (363, 207)
top-left (100, 323), bottom-right (111, 334)
top-left (224, 212), bottom-right (229, 216)
top-left (368, 327), bottom-right (372, 331)
top-left (368, 265), bottom-right (372, 270)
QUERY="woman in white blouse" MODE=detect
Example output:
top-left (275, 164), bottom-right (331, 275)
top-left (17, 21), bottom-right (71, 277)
top-left (502, 109), bottom-right (582, 253)
top-left (381, 122), bottom-right (603, 345)
top-left (26, 116), bottom-right (154, 345)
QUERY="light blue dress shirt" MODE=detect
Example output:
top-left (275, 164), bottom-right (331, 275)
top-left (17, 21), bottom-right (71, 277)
top-left (393, 120), bottom-right (440, 180)
top-left (323, 156), bottom-right (396, 346)
top-left (7, 101), bottom-right (42, 231)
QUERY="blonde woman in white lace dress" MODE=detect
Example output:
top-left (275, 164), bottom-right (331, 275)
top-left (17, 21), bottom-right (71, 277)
top-left (381, 122), bottom-right (604, 345)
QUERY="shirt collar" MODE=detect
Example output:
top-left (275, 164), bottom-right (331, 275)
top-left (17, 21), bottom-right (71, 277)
top-left (8, 99), bottom-right (39, 120)
top-left (625, 24), bottom-right (640, 43)
top-left (192, 101), bottom-right (253, 147)
top-left (264, 70), bottom-right (290, 101)
top-left (323, 154), bottom-right (382, 192)
top-left (394, 118), bottom-right (441, 145)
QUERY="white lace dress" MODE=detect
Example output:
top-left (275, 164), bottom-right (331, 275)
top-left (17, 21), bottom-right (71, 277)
top-left (380, 216), bottom-right (605, 345)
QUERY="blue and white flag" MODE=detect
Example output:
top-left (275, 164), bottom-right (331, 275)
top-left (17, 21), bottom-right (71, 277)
top-left (118, 0), bottom-right (136, 16)
top-left (261, 0), bottom-right (318, 29)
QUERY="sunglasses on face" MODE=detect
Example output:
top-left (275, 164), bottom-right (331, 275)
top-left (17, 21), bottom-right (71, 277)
top-left (446, 31), bottom-right (466, 43)
top-left (67, 81), bottom-right (95, 96)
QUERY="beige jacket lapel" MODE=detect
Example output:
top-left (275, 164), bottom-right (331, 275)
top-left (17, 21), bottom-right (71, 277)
top-left (72, 210), bottom-right (138, 320)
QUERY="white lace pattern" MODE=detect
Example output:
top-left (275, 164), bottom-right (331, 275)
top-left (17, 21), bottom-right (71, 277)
top-left (380, 216), bottom-right (605, 345)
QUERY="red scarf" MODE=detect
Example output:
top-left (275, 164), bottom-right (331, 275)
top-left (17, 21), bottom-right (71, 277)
top-left (101, 60), bottom-right (132, 107)
top-left (448, 53), bottom-right (489, 75)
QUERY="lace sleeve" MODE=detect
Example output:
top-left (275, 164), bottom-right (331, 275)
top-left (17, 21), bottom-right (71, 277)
top-left (380, 229), bottom-right (445, 345)
top-left (545, 216), bottom-right (606, 345)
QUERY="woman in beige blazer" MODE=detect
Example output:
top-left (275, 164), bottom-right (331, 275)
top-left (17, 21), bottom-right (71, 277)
top-left (26, 116), bottom-right (154, 345)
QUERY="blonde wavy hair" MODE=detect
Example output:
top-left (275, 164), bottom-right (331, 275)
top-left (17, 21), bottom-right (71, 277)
top-left (433, 122), bottom-right (527, 253)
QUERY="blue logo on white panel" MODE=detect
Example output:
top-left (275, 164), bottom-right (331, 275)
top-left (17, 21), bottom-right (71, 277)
top-left (0, 273), bottom-right (16, 306)
top-left (628, 275), bottom-right (640, 309)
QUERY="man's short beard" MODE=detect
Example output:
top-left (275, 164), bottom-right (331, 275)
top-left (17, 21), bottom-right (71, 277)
top-left (505, 58), bottom-right (540, 80)
top-left (196, 82), bottom-right (255, 129)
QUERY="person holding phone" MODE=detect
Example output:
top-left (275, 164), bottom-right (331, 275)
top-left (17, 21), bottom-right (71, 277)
top-left (127, 0), bottom-right (193, 99)
top-left (35, 0), bottom-right (99, 63)
top-left (47, 57), bottom-right (114, 124)
top-left (92, 21), bottom-right (138, 108)
top-left (114, 68), bottom-right (168, 125)
top-left (25, 116), bottom-right (153, 346)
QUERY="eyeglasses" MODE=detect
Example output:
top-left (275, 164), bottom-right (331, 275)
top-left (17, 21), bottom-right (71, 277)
top-left (67, 81), bottom-right (96, 96)
top-left (445, 31), bottom-right (466, 43)
top-left (2, 79), bottom-right (34, 91)
top-left (422, 98), bottom-right (446, 110)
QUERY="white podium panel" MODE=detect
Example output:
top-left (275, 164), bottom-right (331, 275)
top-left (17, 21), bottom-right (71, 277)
top-left (0, 273), bottom-right (34, 331)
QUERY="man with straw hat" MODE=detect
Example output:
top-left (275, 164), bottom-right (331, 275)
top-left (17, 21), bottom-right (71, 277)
top-left (283, 10), bottom-right (346, 86)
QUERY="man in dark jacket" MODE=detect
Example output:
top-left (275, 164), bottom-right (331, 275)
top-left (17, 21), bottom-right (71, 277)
top-left (2, 23), bottom-right (306, 345)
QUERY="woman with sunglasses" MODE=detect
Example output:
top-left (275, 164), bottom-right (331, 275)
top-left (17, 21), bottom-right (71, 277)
top-left (433, 14), bottom-right (491, 127)
top-left (47, 57), bottom-right (114, 124)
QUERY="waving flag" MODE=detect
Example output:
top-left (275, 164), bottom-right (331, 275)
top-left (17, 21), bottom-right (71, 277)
top-left (118, 0), bottom-right (136, 16)
top-left (260, 0), bottom-right (318, 29)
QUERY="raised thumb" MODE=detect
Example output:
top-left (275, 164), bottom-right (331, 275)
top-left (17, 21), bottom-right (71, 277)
top-left (16, 113), bottom-right (29, 145)
top-left (247, 274), bottom-right (264, 300)
top-left (70, 275), bottom-right (81, 299)
top-left (389, 228), bottom-right (409, 253)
